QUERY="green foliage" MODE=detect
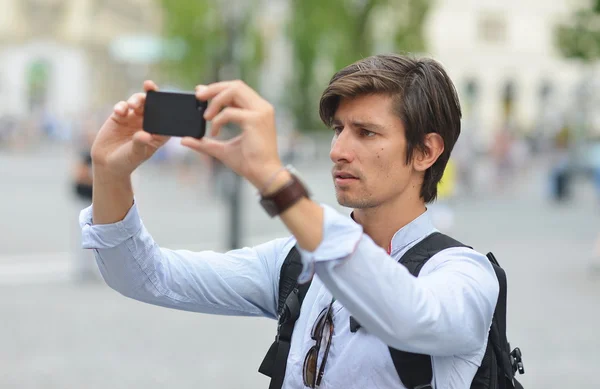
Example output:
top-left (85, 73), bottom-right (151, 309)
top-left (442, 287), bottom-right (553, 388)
top-left (287, 0), bottom-right (431, 131)
top-left (158, 0), bottom-right (264, 87)
top-left (157, 0), bottom-right (430, 131)
top-left (556, 0), bottom-right (600, 62)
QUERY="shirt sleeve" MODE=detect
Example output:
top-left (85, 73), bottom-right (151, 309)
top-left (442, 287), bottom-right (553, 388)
top-left (297, 204), bottom-right (499, 357)
top-left (79, 202), bottom-right (292, 319)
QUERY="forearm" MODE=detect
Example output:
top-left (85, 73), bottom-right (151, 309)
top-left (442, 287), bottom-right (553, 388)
top-left (80, 203), bottom-right (284, 318)
top-left (280, 198), bottom-right (324, 251)
top-left (94, 235), bottom-right (276, 317)
top-left (314, 243), bottom-right (498, 356)
top-left (92, 166), bottom-right (134, 225)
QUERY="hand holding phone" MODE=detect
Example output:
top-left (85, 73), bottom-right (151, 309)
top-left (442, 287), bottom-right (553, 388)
top-left (143, 90), bottom-right (207, 138)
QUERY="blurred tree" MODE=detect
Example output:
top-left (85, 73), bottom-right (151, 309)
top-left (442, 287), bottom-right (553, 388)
top-left (556, 0), bottom-right (600, 61)
top-left (157, 0), bottom-right (265, 87)
top-left (287, 0), bottom-right (431, 131)
top-left (157, 0), bottom-right (266, 251)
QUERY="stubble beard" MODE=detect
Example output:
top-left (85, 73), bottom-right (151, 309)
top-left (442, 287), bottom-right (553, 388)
top-left (335, 188), bottom-right (377, 209)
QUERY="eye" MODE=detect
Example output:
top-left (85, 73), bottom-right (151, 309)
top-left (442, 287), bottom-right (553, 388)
top-left (332, 126), bottom-right (343, 135)
top-left (360, 129), bottom-right (376, 137)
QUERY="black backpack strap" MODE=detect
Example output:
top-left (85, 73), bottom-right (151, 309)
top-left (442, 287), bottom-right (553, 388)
top-left (349, 232), bottom-right (468, 388)
top-left (487, 254), bottom-right (512, 377)
top-left (258, 246), bottom-right (312, 389)
top-left (486, 253), bottom-right (525, 389)
top-left (391, 232), bottom-right (468, 389)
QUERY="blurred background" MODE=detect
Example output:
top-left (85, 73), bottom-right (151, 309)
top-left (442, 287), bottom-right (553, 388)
top-left (1, 0), bottom-right (599, 388)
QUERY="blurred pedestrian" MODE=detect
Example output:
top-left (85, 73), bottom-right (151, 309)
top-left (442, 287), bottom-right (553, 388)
top-left (548, 125), bottom-right (571, 202)
top-left (429, 158), bottom-right (457, 232)
top-left (71, 116), bottom-right (100, 282)
top-left (491, 128), bottom-right (514, 191)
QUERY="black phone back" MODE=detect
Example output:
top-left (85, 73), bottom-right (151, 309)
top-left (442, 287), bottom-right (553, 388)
top-left (143, 90), bottom-right (207, 138)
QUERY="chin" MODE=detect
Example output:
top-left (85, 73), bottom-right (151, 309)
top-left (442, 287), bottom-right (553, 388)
top-left (336, 193), bottom-right (376, 209)
top-left (335, 192), bottom-right (352, 208)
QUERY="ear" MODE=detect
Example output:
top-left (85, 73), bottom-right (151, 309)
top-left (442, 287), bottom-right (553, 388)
top-left (413, 133), bottom-right (444, 172)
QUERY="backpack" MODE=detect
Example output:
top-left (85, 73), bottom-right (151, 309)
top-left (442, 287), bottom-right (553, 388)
top-left (258, 232), bottom-right (525, 389)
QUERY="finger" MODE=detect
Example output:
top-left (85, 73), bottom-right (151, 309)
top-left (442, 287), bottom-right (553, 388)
top-left (181, 136), bottom-right (226, 160)
top-left (143, 80), bottom-right (159, 92)
top-left (150, 134), bottom-right (170, 146)
top-left (203, 87), bottom-right (239, 121)
top-left (196, 80), bottom-right (259, 112)
top-left (132, 130), bottom-right (152, 145)
top-left (125, 106), bottom-right (144, 128)
top-left (195, 81), bottom-right (235, 100)
top-left (209, 107), bottom-right (248, 137)
top-left (127, 93), bottom-right (146, 115)
top-left (113, 101), bottom-right (128, 117)
top-left (132, 131), bottom-right (170, 153)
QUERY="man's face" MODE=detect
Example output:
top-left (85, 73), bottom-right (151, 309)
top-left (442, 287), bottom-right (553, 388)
top-left (329, 94), bottom-right (414, 209)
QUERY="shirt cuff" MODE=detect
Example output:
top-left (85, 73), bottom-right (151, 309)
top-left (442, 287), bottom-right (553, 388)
top-left (296, 204), bottom-right (363, 283)
top-left (79, 201), bottom-right (142, 249)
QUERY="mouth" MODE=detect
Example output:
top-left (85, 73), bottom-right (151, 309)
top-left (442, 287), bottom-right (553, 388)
top-left (333, 171), bottom-right (359, 184)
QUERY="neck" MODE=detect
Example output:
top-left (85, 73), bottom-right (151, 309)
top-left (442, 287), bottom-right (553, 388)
top-left (352, 189), bottom-right (426, 251)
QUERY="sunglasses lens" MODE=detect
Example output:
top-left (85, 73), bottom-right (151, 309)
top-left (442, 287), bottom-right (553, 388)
top-left (311, 307), bottom-right (329, 340)
top-left (303, 346), bottom-right (318, 387)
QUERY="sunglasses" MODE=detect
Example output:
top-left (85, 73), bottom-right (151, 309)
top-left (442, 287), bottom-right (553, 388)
top-left (303, 299), bottom-right (335, 388)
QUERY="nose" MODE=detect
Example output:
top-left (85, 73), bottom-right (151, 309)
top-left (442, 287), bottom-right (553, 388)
top-left (330, 131), bottom-right (355, 164)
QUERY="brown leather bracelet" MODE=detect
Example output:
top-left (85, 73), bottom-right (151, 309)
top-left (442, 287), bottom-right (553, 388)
top-left (259, 174), bottom-right (310, 217)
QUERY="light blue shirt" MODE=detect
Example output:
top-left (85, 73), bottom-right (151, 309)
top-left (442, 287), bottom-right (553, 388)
top-left (80, 202), bottom-right (498, 389)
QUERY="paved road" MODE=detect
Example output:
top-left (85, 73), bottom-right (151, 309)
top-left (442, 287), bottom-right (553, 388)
top-left (1, 144), bottom-right (599, 388)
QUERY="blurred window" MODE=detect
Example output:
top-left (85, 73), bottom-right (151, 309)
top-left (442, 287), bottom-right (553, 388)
top-left (478, 13), bottom-right (507, 44)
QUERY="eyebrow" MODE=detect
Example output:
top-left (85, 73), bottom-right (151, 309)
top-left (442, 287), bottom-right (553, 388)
top-left (332, 119), bottom-right (386, 132)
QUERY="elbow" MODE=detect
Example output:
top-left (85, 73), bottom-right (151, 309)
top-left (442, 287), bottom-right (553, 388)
top-left (387, 314), bottom-right (482, 356)
top-left (96, 261), bottom-right (152, 302)
top-left (103, 273), bottom-right (164, 304)
top-left (385, 311), bottom-right (442, 351)
top-left (384, 293), bottom-right (484, 356)
top-left (99, 269), bottom-right (139, 300)
top-left (93, 244), bottom-right (170, 303)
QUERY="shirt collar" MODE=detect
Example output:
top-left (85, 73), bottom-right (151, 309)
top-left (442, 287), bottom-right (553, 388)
top-left (350, 208), bottom-right (435, 256)
top-left (388, 209), bottom-right (434, 256)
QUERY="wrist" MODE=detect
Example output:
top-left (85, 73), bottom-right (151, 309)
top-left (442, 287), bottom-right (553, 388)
top-left (252, 163), bottom-right (288, 194)
top-left (93, 163), bottom-right (133, 183)
top-left (261, 169), bottom-right (293, 196)
top-left (258, 166), bottom-right (311, 218)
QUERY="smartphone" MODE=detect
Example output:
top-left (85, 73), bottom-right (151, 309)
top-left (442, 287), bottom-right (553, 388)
top-left (143, 90), bottom-right (207, 138)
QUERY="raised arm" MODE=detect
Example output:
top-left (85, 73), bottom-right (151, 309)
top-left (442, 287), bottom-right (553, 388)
top-left (80, 201), bottom-right (292, 319)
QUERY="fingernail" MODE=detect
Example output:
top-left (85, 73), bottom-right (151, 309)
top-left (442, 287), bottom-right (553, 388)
top-left (196, 85), bottom-right (207, 93)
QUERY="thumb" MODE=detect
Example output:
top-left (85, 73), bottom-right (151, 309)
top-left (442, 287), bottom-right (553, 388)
top-left (181, 137), bottom-right (226, 160)
top-left (130, 130), bottom-right (160, 161)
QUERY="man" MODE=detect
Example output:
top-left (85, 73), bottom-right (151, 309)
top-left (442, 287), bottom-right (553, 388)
top-left (81, 54), bottom-right (498, 388)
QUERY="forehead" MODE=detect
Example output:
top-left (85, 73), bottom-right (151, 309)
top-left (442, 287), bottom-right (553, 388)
top-left (334, 94), bottom-right (396, 123)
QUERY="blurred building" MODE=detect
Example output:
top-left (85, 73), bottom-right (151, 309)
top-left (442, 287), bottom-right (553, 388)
top-left (0, 0), bottom-right (162, 122)
top-left (258, 0), bottom-right (597, 147)
top-left (426, 0), bottom-right (597, 146)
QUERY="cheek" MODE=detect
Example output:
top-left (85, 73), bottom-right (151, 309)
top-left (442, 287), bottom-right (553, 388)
top-left (372, 148), bottom-right (409, 183)
top-left (371, 149), bottom-right (393, 180)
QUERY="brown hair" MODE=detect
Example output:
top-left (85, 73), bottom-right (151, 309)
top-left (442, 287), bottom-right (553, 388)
top-left (319, 54), bottom-right (462, 203)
